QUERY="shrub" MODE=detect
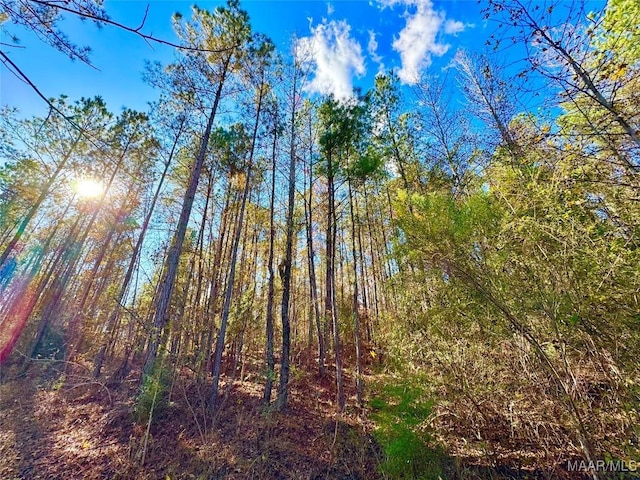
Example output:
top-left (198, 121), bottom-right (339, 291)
top-left (370, 381), bottom-right (445, 479)
top-left (134, 361), bottom-right (170, 424)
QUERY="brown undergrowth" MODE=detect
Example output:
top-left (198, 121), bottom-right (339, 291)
top-left (0, 355), bottom-right (382, 480)
top-left (1, 348), bottom-right (631, 479)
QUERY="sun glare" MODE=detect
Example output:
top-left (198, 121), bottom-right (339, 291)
top-left (74, 179), bottom-right (104, 199)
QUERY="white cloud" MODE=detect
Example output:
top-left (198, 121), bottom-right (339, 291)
top-left (368, 30), bottom-right (386, 76)
top-left (327, 2), bottom-right (334, 15)
top-left (444, 19), bottom-right (465, 35)
top-left (393, 0), bottom-right (448, 84)
top-left (381, 0), bottom-right (469, 84)
top-left (296, 19), bottom-right (366, 100)
top-left (376, 0), bottom-right (399, 9)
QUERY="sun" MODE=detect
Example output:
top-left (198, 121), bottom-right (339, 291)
top-left (74, 178), bottom-right (104, 199)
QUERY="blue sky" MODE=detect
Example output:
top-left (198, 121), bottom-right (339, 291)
top-left (2, 0), bottom-right (486, 116)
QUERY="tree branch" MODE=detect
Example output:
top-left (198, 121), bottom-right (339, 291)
top-left (28, 0), bottom-right (235, 54)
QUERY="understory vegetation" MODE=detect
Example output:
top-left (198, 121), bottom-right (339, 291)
top-left (1, 0), bottom-right (639, 478)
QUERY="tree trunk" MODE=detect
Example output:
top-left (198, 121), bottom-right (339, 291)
top-left (263, 108), bottom-right (278, 405)
top-left (275, 66), bottom-right (298, 411)
top-left (93, 118), bottom-right (183, 377)
top-left (143, 61), bottom-right (228, 380)
top-left (326, 150), bottom-right (345, 411)
top-left (348, 180), bottom-right (363, 405)
top-left (304, 116), bottom-right (325, 376)
top-left (354, 192), bottom-right (371, 341)
top-left (67, 199), bottom-right (128, 359)
top-left (0, 133), bottom-right (82, 270)
top-left (22, 131), bottom-right (130, 370)
top-left (210, 75), bottom-right (265, 409)
top-left (202, 180), bottom-right (233, 378)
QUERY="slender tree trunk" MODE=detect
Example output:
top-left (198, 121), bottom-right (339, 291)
top-left (304, 117), bottom-right (324, 376)
top-left (67, 198), bottom-right (128, 358)
top-left (263, 108), bottom-right (278, 405)
top-left (0, 197), bottom-right (77, 366)
top-left (38, 133), bottom-right (132, 360)
top-left (0, 193), bottom-right (74, 317)
top-left (93, 119), bottom-right (183, 377)
top-left (0, 217), bottom-right (20, 250)
top-left (143, 62), bottom-right (228, 380)
top-left (72, 230), bottom-right (125, 357)
top-left (234, 221), bottom-right (259, 382)
top-left (191, 172), bottom-right (215, 368)
top-left (21, 217), bottom-right (85, 370)
top-left (338, 231), bottom-right (346, 309)
top-left (0, 133), bottom-right (82, 270)
top-left (22, 131), bottom-right (130, 370)
top-left (326, 151), bottom-right (345, 411)
top-left (203, 181), bottom-right (233, 377)
top-left (348, 180), bottom-right (363, 405)
top-left (275, 67), bottom-right (298, 411)
top-left (354, 192), bottom-right (371, 341)
top-left (173, 170), bottom-right (213, 362)
top-left (363, 187), bottom-right (382, 326)
top-left (210, 75), bottom-right (265, 409)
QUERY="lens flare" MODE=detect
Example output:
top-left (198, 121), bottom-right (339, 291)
top-left (74, 179), bottom-right (104, 199)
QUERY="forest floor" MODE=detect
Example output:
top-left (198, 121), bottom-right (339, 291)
top-left (0, 354), bottom-right (384, 480)
top-left (0, 353), bottom-right (597, 480)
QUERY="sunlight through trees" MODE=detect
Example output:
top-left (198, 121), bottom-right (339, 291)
top-left (0, 0), bottom-right (638, 478)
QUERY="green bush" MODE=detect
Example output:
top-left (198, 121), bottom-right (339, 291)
top-left (134, 361), bottom-right (170, 424)
top-left (370, 382), bottom-right (445, 480)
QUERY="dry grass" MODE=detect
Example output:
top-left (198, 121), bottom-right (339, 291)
top-left (0, 356), bottom-right (381, 480)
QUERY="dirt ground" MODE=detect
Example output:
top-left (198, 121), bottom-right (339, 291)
top-left (0, 355), bottom-right (612, 480)
top-left (0, 359), bottom-right (382, 480)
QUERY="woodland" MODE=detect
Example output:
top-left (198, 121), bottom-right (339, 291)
top-left (0, 0), bottom-right (639, 478)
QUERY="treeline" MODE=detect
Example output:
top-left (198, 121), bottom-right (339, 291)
top-left (0, 0), bottom-right (638, 475)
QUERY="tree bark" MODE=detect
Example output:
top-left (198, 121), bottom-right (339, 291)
top-left (210, 73), bottom-right (265, 409)
top-left (93, 118), bottom-right (183, 378)
top-left (263, 107), bottom-right (278, 405)
top-left (348, 180), bottom-right (363, 405)
top-left (143, 59), bottom-right (229, 380)
top-left (275, 66), bottom-right (298, 411)
top-left (304, 115), bottom-right (325, 376)
top-left (326, 149), bottom-right (345, 411)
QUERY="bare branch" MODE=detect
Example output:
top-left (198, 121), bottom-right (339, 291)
top-left (28, 0), bottom-right (235, 54)
top-left (135, 4), bottom-right (149, 33)
top-left (1, 50), bottom-right (79, 126)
